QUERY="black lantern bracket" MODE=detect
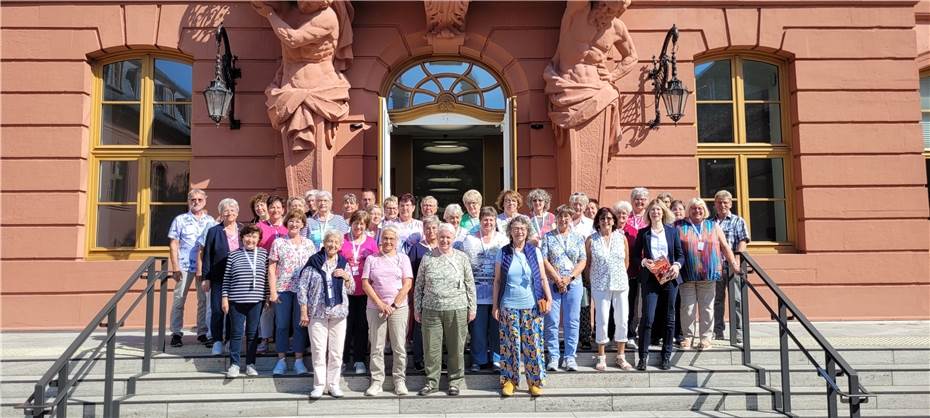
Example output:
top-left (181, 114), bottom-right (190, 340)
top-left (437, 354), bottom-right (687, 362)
top-left (646, 25), bottom-right (691, 129)
top-left (203, 25), bottom-right (241, 129)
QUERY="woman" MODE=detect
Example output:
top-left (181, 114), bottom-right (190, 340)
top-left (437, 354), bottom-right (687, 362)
top-left (297, 230), bottom-right (354, 399)
top-left (495, 190), bottom-right (526, 236)
top-left (657, 192), bottom-right (673, 210)
top-left (304, 189), bottom-right (318, 218)
top-left (492, 215), bottom-right (552, 397)
top-left (382, 196), bottom-right (399, 224)
top-left (198, 198), bottom-right (240, 355)
top-left (568, 192), bottom-right (595, 238)
top-left (414, 223), bottom-right (476, 396)
top-left (527, 189), bottom-right (556, 237)
top-left (585, 207), bottom-right (633, 371)
top-left (631, 199), bottom-right (684, 371)
top-left (305, 191), bottom-right (350, 249)
top-left (569, 192), bottom-right (595, 350)
top-left (288, 196), bottom-right (306, 215)
top-left (540, 205), bottom-right (587, 371)
top-left (361, 226), bottom-right (414, 396)
top-left (258, 195), bottom-right (288, 352)
top-left (249, 193), bottom-right (270, 224)
top-left (670, 200), bottom-right (686, 222)
top-left (623, 188), bottom-right (650, 350)
top-left (584, 198), bottom-right (599, 220)
top-left (460, 189), bottom-right (483, 234)
top-left (340, 210), bottom-right (379, 375)
top-left (405, 215), bottom-right (439, 371)
top-left (367, 204), bottom-right (384, 241)
top-left (460, 207), bottom-right (509, 372)
top-left (419, 195), bottom-right (438, 219)
top-left (221, 224), bottom-right (268, 378)
top-left (442, 203), bottom-right (469, 247)
top-left (391, 193), bottom-right (423, 250)
top-left (268, 210), bottom-right (316, 375)
top-left (677, 199), bottom-right (737, 350)
top-left (342, 193), bottom-right (359, 220)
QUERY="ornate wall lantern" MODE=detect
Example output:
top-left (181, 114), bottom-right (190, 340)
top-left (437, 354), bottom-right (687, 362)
top-left (647, 25), bottom-right (691, 128)
top-left (203, 25), bottom-right (241, 129)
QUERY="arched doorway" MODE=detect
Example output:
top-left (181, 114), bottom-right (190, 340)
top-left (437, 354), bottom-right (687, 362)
top-left (378, 59), bottom-right (516, 207)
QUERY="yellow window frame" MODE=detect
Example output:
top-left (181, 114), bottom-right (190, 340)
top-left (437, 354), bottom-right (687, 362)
top-left (695, 53), bottom-right (795, 253)
top-left (87, 52), bottom-right (193, 260)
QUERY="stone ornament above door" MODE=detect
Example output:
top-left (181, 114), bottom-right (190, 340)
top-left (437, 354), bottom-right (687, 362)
top-left (423, 0), bottom-right (469, 53)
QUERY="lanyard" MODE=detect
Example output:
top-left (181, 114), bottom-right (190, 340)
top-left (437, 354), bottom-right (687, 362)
top-left (265, 220), bottom-right (283, 240)
top-left (243, 247), bottom-right (259, 288)
top-left (316, 214), bottom-right (331, 238)
top-left (351, 238), bottom-right (363, 264)
top-left (323, 258), bottom-right (336, 300)
top-left (531, 214), bottom-right (545, 233)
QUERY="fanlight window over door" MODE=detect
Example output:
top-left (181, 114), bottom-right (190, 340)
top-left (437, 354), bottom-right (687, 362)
top-left (387, 60), bottom-right (505, 113)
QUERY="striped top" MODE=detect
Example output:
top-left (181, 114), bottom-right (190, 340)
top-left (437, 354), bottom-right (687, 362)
top-left (677, 219), bottom-right (723, 282)
top-left (222, 247), bottom-right (270, 303)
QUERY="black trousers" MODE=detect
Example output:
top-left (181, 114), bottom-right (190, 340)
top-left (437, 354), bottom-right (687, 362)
top-left (344, 294), bottom-right (369, 364)
top-left (638, 275), bottom-right (679, 359)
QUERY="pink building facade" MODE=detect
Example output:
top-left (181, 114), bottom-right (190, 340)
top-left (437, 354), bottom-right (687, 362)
top-left (2, 0), bottom-right (929, 329)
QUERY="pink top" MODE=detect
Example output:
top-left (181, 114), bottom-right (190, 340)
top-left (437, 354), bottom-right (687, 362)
top-left (225, 228), bottom-right (240, 252)
top-left (340, 233), bottom-right (379, 296)
top-left (258, 220), bottom-right (288, 251)
top-left (626, 212), bottom-right (648, 231)
top-left (362, 252), bottom-right (414, 309)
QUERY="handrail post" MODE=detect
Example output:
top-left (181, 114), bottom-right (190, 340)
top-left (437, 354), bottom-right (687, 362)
top-left (143, 261), bottom-right (155, 373)
top-left (778, 300), bottom-right (792, 414)
top-left (848, 373), bottom-right (862, 418)
top-left (103, 309), bottom-right (117, 418)
top-left (55, 362), bottom-right (68, 418)
top-left (739, 256), bottom-right (751, 365)
top-left (28, 384), bottom-right (45, 417)
top-left (826, 354), bottom-right (838, 417)
top-left (157, 259), bottom-right (169, 352)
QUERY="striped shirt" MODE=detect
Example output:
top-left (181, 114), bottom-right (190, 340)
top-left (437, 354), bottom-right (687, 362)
top-left (222, 247), bottom-right (269, 303)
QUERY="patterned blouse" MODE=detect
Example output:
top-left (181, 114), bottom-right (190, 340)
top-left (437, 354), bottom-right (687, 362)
top-left (588, 231), bottom-right (628, 291)
top-left (297, 258), bottom-right (355, 319)
top-left (459, 231), bottom-right (510, 305)
top-left (541, 229), bottom-right (587, 277)
top-left (413, 249), bottom-right (476, 315)
top-left (268, 237), bottom-right (316, 293)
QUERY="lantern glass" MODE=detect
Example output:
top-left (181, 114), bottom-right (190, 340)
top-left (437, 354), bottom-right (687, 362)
top-left (662, 78), bottom-right (690, 122)
top-left (203, 77), bottom-right (233, 124)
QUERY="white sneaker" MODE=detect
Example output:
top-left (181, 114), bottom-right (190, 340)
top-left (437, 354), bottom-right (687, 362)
top-left (294, 359), bottom-right (308, 375)
top-left (309, 386), bottom-right (325, 399)
top-left (226, 364), bottom-right (240, 378)
top-left (564, 357), bottom-right (579, 371)
top-left (354, 361), bottom-right (367, 374)
top-left (212, 341), bottom-right (224, 355)
top-left (627, 340), bottom-right (638, 350)
top-left (546, 359), bottom-right (560, 371)
top-left (365, 382), bottom-right (382, 396)
top-left (329, 386), bottom-right (344, 398)
top-left (394, 380), bottom-right (408, 396)
top-left (245, 364), bottom-right (259, 376)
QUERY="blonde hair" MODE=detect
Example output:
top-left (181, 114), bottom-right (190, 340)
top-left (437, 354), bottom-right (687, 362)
top-left (645, 199), bottom-right (675, 227)
top-left (462, 189), bottom-right (483, 205)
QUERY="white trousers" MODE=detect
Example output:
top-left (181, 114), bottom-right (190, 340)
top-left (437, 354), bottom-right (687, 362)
top-left (309, 316), bottom-right (347, 390)
top-left (591, 288), bottom-right (629, 345)
top-left (679, 281), bottom-right (716, 340)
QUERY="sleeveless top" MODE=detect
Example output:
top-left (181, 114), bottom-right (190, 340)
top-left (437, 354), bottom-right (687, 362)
top-left (677, 219), bottom-right (723, 282)
top-left (588, 230), bottom-right (628, 292)
top-left (498, 243), bottom-right (545, 304)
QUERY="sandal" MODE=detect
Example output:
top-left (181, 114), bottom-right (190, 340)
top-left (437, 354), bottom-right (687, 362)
top-left (594, 355), bottom-right (607, 371)
top-left (680, 339), bottom-right (692, 350)
top-left (616, 357), bottom-right (634, 371)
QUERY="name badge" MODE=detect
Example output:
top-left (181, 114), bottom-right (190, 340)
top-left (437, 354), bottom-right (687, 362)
top-left (350, 264), bottom-right (360, 277)
top-left (697, 242), bottom-right (705, 251)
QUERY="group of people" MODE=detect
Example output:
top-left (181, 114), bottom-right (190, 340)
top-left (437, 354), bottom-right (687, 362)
top-left (166, 186), bottom-right (749, 399)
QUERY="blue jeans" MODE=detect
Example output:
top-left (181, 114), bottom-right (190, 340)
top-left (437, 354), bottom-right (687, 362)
top-left (274, 291), bottom-right (307, 355)
top-left (209, 279), bottom-right (229, 342)
top-left (544, 280), bottom-right (583, 362)
top-left (469, 304), bottom-right (500, 365)
top-left (229, 301), bottom-right (262, 367)
top-left (638, 275), bottom-right (680, 359)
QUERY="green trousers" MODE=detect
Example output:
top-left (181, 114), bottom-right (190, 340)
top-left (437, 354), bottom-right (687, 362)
top-left (421, 308), bottom-right (467, 389)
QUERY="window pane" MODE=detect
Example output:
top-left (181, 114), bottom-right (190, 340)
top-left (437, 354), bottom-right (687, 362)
top-left (437, 77), bottom-right (456, 90)
top-left (150, 205), bottom-right (188, 246)
top-left (697, 103), bottom-right (734, 142)
top-left (388, 86), bottom-right (411, 110)
top-left (749, 201), bottom-right (788, 242)
top-left (453, 79), bottom-right (477, 93)
top-left (100, 104), bottom-right (140, 145)
top-left (747, 158), bottom-right (786, 199)
top-left (484, 87), bottom-right (505, 110)
top-left (150, 161), bottom-right (190, 202)
top-left (459, 93), bottom-right (480, 106)
top-left (98, 161), bottom-right (138, 202)
top-left (467, 65), bottom-right (497, 88)
top-left (96, 205), bottom-right (137, 247)
top-left (154, 59), bottom-right (192, 102)
top-left (424, 61), bottom-right (468, 75)
top-left (398, 65), bottom-right (426, 88)
top-left (743, 60), bottom-right (779, 101)
top-left (920, 76), bottom-right (929, 110)
top-left (152, 103), bottom-right (191, 146)
top-left (695, 59), bottom-right (732, 100)
top-left (699, 158), bottom-right (736, 199)
top-left (922, 112), bottom-right (930, 149)
top-left (420, 79), bottom-right (440, 93)
top-left (413, 92), bottom-right (434, 106)
top-left (745, 103), bottom-right (782, 144)
top-left (102, 60), bottom-right (141, 101)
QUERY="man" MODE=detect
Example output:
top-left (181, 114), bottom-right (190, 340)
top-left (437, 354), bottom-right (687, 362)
top-left (712, 190), bottom-right (750, 343)
top-left (168, 189), bottom-right (217, 347)
top-left (360, 189), bottom-right (377, 210)
top-left (419, 195), bottom-right (438, 219)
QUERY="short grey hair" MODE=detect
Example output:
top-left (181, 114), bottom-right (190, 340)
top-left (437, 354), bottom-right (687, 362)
top-left (316, 190), bottom-right (333, 201)
top-left (421, 215), bottom-right (440, 227)
top-left (688, 198), bottom-right (709, 214)
top-left (367, 203), bottom-right (383, 215)
top-left (437, 222), bottom-right (457, 237)
top-left (631, 187), bottom-right (650, 200)
top-left (188, 188), bottom-right (207, 199)
top-left (506, 214), bottom-right (532, 241)
top-left (568, 192), bottom-right (589, 206)
top-left (217, 198), bottom-right (239, 213)
top-left (613, 200), bottom-right (632, 214)
top-left (421, 195), bottom-right (438, 206)
top-left (343, 193), bottom-right (357, 203)
top-left (714, 190), bottom-right (733, 200)
top-left (322, 228), bottom-right (344, 245)
top-left (383, 196), bottom-right (398, 206)
top-left (304, 189), bottom-right (318, 200)
top-left (287, 196), bottom-right (305, 208)
top-left (380, 225), bottom-right (399, 239)
top-left (462, 189), bottom-right (482, 205)
top-left (526, 189), bottom-right (552, 211)
top-left (443, 204), bottom-right (463, 220)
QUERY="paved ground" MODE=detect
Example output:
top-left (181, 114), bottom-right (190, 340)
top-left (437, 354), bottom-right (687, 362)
top-left (1, 321), bottom-right (927, 360)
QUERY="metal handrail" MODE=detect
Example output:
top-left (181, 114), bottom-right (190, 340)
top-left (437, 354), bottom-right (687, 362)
top-left (17, 257), bottom-right (170, 417)
top-left (732, 252), bottom-right (875, 418)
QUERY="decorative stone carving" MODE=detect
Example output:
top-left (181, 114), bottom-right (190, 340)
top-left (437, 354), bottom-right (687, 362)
top-left (252, 0), bottom-right (355, 196)
top-left (424, 0), bottom-right (469, 53)
top-left (543, 0), bottom-right (638, 197)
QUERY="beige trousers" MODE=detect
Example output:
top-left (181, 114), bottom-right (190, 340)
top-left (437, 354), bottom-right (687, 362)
top-left (308, 316), bottom-right (347, 390)
top-left (367, 306), bottom-right (408, 386)
top-left (679, 281), bottom-right (716, 340)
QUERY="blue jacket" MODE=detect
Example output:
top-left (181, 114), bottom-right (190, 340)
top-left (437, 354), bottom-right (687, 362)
top-left (631, 224), bottom-right (685, 286)
top-left (497, 243), bottom-right (546, 305)
top-left (299, 250), bottom-right (349, 307)
top-left (201, 223), bottom-right (240, 283)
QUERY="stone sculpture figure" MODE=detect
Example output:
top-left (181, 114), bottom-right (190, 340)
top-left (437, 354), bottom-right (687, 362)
top-left (543, 0), bottom-right (638, 197)
top-left (423, 0), bottom-right (469, 53)
top-left (252, 0), bottom-right (354, 196)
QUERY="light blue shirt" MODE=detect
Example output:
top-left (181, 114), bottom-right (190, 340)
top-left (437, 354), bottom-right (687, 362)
top-left (168, 211), bottom-right (217, 272)
top-left (497, 248), bottom-right (541, 310)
